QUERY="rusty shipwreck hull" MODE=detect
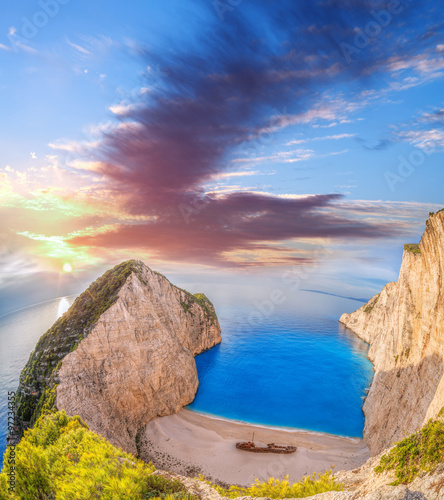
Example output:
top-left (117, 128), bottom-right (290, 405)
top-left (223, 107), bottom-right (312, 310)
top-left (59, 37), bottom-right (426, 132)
top-left (235, 442), bottom-right (297, 454)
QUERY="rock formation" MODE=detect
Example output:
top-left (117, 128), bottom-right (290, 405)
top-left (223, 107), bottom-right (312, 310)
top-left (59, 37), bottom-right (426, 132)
top-left (15, 260), bottom-right (221, 454)
top-left (340, 210), bottom-right (444, 456)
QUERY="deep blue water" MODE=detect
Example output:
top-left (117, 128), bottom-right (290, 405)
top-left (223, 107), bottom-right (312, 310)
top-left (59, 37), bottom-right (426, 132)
top-left (0, 286), bottom-right (373, 461)
top-left (187, 313), bottom-right (373, 437)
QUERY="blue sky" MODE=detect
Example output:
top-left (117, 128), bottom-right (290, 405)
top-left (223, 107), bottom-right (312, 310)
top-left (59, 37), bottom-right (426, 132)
top-left (0, 0), bottom-right (443, 313)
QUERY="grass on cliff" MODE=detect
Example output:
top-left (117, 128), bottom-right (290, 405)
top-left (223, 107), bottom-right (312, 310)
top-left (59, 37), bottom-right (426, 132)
top-left (403, 243), bottom-right (421, 254)
top-left (15, 260), bottom-right (143, 429)
top-left (0, 411), bottom-right (197, 500)
top-left (198, 470), bottom-right (343, 498)
top-left (16, 259), bottom-right (219, 431)
top-left (375, 408), bottom-right (444, 485)
top-left (179, 291), bottom-right (218, 324)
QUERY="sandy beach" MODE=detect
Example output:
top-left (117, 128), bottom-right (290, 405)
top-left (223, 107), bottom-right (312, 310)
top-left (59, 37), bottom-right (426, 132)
top-left (139, 409), bottom-right (369, 487)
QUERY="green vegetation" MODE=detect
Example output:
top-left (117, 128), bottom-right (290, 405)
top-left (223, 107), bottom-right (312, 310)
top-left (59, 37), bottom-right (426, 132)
top-left (15, 259), bottom-right (219, 433)
top-left (428, 209), bottom-right (444, 219)
top-left (375, 408), bottom-right (444, 485)
top-left (364, 293), bottom-right (380, 314)
top-left (14, 260), bottom-right (142, 431)
top-left (178, 291), bottom-right (218, 324)
top-left (0, 411), bottom-right (196, 500)
top-left (192, 293), bottom-right (218, 323)
top-left (199, 470), bottom-right (343, 498)
top-left (404, 244), bottom-right (421, 255)
top-left (427, 209), bottom-right (444, 225)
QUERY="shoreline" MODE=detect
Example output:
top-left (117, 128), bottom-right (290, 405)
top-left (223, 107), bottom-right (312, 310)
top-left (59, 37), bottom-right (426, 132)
top-left (140, 409), bottom-right (369, 487)
top-left (184, 408), bottom-right (363, 442)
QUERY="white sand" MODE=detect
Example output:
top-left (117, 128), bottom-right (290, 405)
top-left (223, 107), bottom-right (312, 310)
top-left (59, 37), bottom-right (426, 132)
top-left (139, 409), bottom-right (369, 487)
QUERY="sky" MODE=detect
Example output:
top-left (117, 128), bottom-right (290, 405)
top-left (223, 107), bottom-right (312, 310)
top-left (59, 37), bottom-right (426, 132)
top-left (0, 0), bottom-right (443, 314)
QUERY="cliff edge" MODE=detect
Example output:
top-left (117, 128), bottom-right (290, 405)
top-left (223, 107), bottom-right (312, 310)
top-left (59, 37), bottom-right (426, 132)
top-left (14, 260), bottom-right (221, 454)
top-left (340, 210), bottom-right (444, 456)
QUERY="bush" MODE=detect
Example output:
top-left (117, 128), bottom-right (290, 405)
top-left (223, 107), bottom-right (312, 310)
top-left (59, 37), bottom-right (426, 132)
top-left (404, 244), bottom-right (421, 255)
top-left (15, 260), bottom-right (141, 429)
top-left (203, 470), bottom-right (343, 499)
top-left (0, 411), bottom-right (194, 500)
top-left (375, 411), bottom-right (444, 485)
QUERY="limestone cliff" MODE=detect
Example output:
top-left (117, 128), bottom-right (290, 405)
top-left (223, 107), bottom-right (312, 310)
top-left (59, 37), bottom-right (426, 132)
top-left (340, 210), bottom-right (444, 456)
top-left (15, 260), bottom-right (221, 454)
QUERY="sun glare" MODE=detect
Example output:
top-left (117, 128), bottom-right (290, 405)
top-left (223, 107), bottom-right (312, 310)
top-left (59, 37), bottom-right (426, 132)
top-left (63, 263), bottom-right (73, 273)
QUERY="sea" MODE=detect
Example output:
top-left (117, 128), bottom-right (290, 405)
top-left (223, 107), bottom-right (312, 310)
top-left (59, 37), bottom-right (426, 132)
top-left (0, 284), bottom-right (374, 460)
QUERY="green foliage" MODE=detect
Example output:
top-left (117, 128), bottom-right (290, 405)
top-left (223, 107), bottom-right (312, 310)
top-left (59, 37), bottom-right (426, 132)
top-left (180, 301), bottom-right (194, 316)
top-left (0, 411), bottom-right (195, 500)
top-left (404, 244), bottom-right (421, 255)
top-left (428, 209), bottom-right (444, 219)
top-left (178, 290), bottom-right (217, 324)
top-left (201, 470), bottom-right (343, 499)
top-left (193, 293), bottom-right (218, 323)
top-left (364, 294), bottom-right (380, 314)
top-left (144, 474), bottom-right (192, 498)
top-left (375, 411), bottom-right (444, 485)
top-left (14, 260), bottom-right (219, 432)
top-left (14, 260), bottom-right (141, 430)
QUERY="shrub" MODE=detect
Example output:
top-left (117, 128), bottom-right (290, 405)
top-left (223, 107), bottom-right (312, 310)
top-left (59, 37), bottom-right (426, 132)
top-left (0, 411), bottom-right (195, 500)
top-left (375, 411), bottom-right (444, 485)
top-left (404, 244), bottom-right (421, 255)
top-left (202, 470), bottom-right (343, 498)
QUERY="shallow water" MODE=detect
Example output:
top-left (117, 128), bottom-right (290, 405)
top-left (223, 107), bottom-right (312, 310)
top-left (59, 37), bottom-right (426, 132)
top-left (0, 287), bottom-right (373, 460)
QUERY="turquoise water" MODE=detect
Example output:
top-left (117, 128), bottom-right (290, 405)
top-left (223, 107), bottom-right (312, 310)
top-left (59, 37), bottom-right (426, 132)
top-left (0, 286), bottom-right (373, 460)
top-left (187, 313), bottom-right (373, 437)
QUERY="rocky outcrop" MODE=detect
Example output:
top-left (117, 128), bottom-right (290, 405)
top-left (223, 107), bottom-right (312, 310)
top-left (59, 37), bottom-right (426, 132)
top-left (340, 210), bottom-right (444, 456)
top-left (307, 455), bottom-right (444, 499)
top-left (15, 260), bottom-right (221, 454)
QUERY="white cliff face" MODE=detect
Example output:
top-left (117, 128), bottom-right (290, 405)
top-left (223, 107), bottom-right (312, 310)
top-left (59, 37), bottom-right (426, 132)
top-left (340, 211), bottom-right (444, 456)
top-left (56, 263), bottom-right (221, 454)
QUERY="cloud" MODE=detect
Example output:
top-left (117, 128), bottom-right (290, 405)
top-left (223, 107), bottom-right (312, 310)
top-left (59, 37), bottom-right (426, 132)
top-left (59, 0), bottom-right (440, 267)
top-left (355, 137), bottom-right (393, 151)
top-left (109, 102), bottom-right (142, 116)
top-left (65, 38), bottom-right (92, 56)
top-left (420, 108), bottom-right (444, 123)
top-left (399, 129), bottom-right (444, 150)
top-left (210, 170), bottom-right (262, 180)
top-left (6, 0), bottom-right (440, 269)
top-left (286, 133), bottom-right (355, 145)
top-left (68, 193), bottom-right (400, 267)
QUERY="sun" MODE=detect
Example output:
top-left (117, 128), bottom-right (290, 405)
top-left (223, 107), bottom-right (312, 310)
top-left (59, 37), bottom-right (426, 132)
top-left (63, 263), bottom-right (73, 273)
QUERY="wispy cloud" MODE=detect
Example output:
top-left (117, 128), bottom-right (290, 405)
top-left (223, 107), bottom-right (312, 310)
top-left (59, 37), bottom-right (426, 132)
top-left (65, 38), bottom-right (92, 56)
top-left (286, 133), bottom-right (355, 146)
top-left (399, 129), bottom-right (444, 150)
top-left (3, 0), bottom-right (441, 270)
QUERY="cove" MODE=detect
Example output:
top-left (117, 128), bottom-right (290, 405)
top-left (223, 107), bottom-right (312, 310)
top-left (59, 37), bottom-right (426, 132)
top-left (187, 292), bottom-right (374, 438)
